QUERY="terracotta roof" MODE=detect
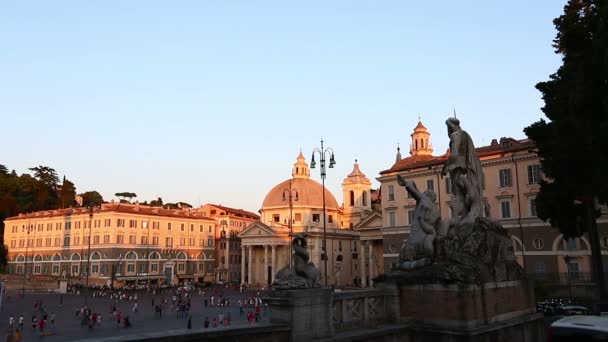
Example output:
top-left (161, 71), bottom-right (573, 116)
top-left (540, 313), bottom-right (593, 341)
top-left (414, 120), bottom-right (427, 131)
top-left (204, 204), bottom-right (259, 220)
top-left (6, 203), bottom-right (215, 221)
top-left (261, 177), bottom-right (340, 210)
top-left (380, 137), bottom-right (536, 175)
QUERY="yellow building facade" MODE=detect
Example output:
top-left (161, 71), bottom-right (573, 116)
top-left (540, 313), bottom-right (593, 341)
top-left (4, 202), bottom-right (217, 286)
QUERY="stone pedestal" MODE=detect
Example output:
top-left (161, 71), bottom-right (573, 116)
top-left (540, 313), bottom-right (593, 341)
top-left (396, 279), bottom-right (545, 341)
top-left (265, 288), bottom-right (334, 341)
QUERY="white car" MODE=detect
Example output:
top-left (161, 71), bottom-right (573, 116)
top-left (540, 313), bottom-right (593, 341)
top-left (549, 315), bottom-right (608, 341)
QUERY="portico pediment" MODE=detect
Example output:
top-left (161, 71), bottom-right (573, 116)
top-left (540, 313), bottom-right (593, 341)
top-left (354, 211), bottom-right (383, 230)
top-left (239, 221), bottom-right (276, 238)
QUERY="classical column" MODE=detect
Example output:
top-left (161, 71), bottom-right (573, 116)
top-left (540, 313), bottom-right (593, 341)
top-left (368, 242), bottom-right (374, 287)
top-left (241, 246), bottom-right (246, 284)
top-left (248, 245), bottom-right (253, 285)
top-left (264, 245), bottom-right (269, 285)
top-left (359, 240), bottom-right (367, 287)
top-left (271, 245), bottom-right (277, 283)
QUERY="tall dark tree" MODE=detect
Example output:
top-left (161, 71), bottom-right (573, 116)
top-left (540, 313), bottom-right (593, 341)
top-left (79, 191), bottom-right (105, 207)
top-left (524, 0), bottom-right (608, 298)
top-left (0, 164), bottom-right (8, 175)
top-left (59, 177), bottom-right (77, 208)
top-left (28, 165), bottom-right (59, 188)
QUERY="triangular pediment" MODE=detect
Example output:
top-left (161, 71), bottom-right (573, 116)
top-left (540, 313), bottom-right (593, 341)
top-left (239, 221), bottom-right (276, 238)
top-left (354, 211), bottom-right (383, 230)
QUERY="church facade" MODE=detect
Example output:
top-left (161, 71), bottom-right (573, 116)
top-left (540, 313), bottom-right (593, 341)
top-left (239, 152), bottom-right (375, 287)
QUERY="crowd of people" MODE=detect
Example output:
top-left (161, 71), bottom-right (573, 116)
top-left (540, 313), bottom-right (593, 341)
top-left (5, 282), bottom-right (270, 341)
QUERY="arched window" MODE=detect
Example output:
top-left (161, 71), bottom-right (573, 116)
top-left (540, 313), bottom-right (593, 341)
top-left (91, 252), bottom-right (101, 260)
top-left (125, 252), bottom-right (137, 259)
top-left (336, 255), bottom-right (343, 262)
top-left (349, 191), bottom-right (355, 206)
top-left (415, 139), bottom-right (418, 150)
top-left (70, 253), bottom-right (81, 261)
top-left (149, 252), bottom-right (160, 260)
top-left (177, 252), bottom-right (187, 260)
top-left (52, 254), bottom-right (61, 261)
top-left (421, 139), bottom-right (424, 149)
top-left (362, 191), bottom-right (367, 206)
top-left (34, 255), bottom-right (43, 262)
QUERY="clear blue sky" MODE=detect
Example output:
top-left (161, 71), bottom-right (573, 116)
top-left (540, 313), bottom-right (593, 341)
top-left (0, 1), bottom-right (564, 213)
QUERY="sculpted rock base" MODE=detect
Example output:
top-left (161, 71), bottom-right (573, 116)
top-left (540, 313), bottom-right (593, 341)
top-left (382, 217), bottom-right (523, 285)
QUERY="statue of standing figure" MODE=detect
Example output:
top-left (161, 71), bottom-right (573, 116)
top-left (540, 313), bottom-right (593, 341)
top-left (441, 117), bottom-right (484, 227)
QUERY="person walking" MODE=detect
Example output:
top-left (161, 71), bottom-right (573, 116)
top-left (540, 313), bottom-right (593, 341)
top-left (116, 311), bottom-right (122, 327)
top-left (9, 315), bottom-right (15, 329)
top-left (18, 315), bottom-right (24, 331)
top-left (50, 313), bottom-right (55, 328)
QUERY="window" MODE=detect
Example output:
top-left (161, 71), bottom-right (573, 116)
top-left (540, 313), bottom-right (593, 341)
top-left (273, 214), bottom-right (280, 223)
top-left (180, 238), bottom-right (186, 246)
top-left (312, 214), bottom-right (320, 223)
top-left (104, 235), bottom-right (110, 243)
top-left (73, 237), bottom-right (80, 246)
top-left (116, 235), bottom-right (124, 244)
top-left (153, 236), bottom-right (159, 245)
top-left (208, 225), bottom-right (212, 233)
top-left (388, 211), bottom-right (396, 227)
top-left (565, 238), bottom-right (577, 251)
top-left (389, 243), bottom-right (396, 253)
top-left (84, 236), bottom-right (90, 245)
top-left (500, 200), bottom-right (511, 218)
top-left (54, 238), bottom-right (61, 246)
top-left (529, 198), bottom-right (537, 217)
top-left (535, 262), bottom-right (546, 274)
top-left (139, 263), bottom-right (146, 273)
top-left (199, 225), bottom-right (203, 232)
top-left (93, 235), bottom-right (99, 244)
top-left (527, 164), bottom-right (541, 184)
top-left (602, 236), bottom-right (608, 249)
top-left (178, 263), bottom-right (185, 271)
top-left (151, 263), bottom-right (158, 272)
top-left (153, 221), bottom-right (160, 229)
top-left (349, 191), bottom-right (355, 206)
top-left (499, 169), bottom-right (512, 187)
top-left (129, 235), bottom-right (136, 244)
top-left (328, 215), bottom-right (333, 223)
top-left (181, 223), bottom-right (185, 231)
top-left (92, 265), bottom-right (99, 273)
top-left (10, 240), bottom-right (15, 248)
top-left (407, 209), bottom-right (415, 225)
top-left (127, 264), bottom-right (135, 272)
top-left (294, 213), bottom-right (302, 222)
top-left (75, 221), bottom-right (81, 229)
top-left (141, 236), bottom-right (148, 245)
top-left (190, 224), bottom-right (194, 232)
top-left (117, 219), bottom-right (125, 227)
top-left (166, 237), bottom-right (173, 248)
top-left (19, 240), bottom-right (24, 248)
top-left (388, 185), bottom-right (395, 201)
top-left (208, 238), bottom-right (214, 247)
top-left (445, 177), bottom-right (452, 194)
top-left (190, 238), bottom-right (195, 246)
top-left (426, 179), bottom-right (434, 191)
top-left (36, 239), bottom-right (42, 247)
top-left (65, 222), bottom-right (71, 230)
top-left (45, 238), bottom-right (51, 246)
top-left (168, 223), bottom-right (172, 230)
top-left (56, 222), bottom-right (62, 230)
top-left (362, 191), bottom-right (367, 206)
top-left (200, 238), bottom-right (205, 246)
top-left (71, 265), bottom-right (78, 275)
top-left (129, 220), bottom-right (137, 228)
top-left (533, 238), bottom-right (544, 249)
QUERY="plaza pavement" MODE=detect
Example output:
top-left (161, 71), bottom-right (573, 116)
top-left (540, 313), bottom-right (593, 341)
top-left (0, 287), bottom-right (270, 342)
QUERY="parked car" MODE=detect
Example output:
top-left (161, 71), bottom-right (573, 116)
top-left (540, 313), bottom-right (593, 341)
top-left (549, 315), bottom-right (608, 341)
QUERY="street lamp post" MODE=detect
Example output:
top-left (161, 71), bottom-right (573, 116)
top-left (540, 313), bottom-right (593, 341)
top-left (564, 255), bottom-right (573, 300)
top-left (282, 181), bottom-right (299, 268)
top-left (311, 139), bottom-right (336, 287)
top-left (22, 220), bottom-right (31, 297)
top-left (146, 220), bottom-right (151, 288)
top-left (85, 206), bottom-right (93, 305)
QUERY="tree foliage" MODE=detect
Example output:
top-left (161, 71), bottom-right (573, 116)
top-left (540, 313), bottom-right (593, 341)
top-left (79, 191), bottom-right (105, 207)
top-left (524, 0), bottom-right (608, 296)
top-left (115, 192), bottom-right (137, 202)
top-left (59, 177), bottom-right (77, 208)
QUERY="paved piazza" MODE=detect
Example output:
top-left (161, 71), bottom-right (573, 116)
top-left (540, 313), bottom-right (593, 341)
top-left (0, 286), bottom-right (270, 342)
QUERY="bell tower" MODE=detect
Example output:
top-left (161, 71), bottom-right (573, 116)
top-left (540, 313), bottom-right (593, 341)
top-left (410, 119), bottom-right (433, 156)
top-left (342, 160), bottom-right (372, 228)
top-left (292, 150), bottom-right (310, 179)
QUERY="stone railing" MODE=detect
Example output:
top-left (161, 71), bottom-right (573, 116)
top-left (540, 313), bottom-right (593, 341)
top-left (332, 288), bottom-right (394, 332)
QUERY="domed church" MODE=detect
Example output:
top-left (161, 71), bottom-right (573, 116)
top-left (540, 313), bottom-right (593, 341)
top-left (239, 151), bottom-right (373, 287)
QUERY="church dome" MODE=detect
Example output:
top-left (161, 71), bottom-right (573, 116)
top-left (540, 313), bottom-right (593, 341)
top-left (261, 152), bottom-right (339, 210)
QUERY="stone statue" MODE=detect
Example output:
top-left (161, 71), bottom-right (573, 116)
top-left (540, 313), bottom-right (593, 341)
top-left (441, 117), bottom-right (483, 224)
top-left (377, 117), bottom-right (524, 285)
top-left (272, 233), bottom-right (321, 289)
top-left (393, 177), bottom-right (441, 270)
